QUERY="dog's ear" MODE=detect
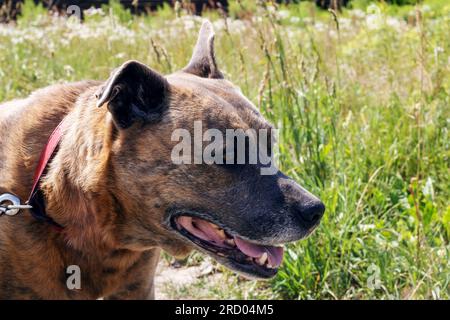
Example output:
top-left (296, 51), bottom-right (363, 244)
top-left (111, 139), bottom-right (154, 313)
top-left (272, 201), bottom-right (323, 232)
top-left (183, 20), bottom-right (223, 79)
top-left (96, 60), bottom-right (169, 129)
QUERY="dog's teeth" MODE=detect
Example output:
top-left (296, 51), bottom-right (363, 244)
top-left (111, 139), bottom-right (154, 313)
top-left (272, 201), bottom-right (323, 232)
top-left (216, 229), bottom-right (226, 240)
top-left (208, 222), bottom-right (220, 229)
top-left (225, 238), bottom-right (235, 247)
top-left (267, 263), bottom-right (277, 269)
top-left (257, 253), bottom-right (268, 266)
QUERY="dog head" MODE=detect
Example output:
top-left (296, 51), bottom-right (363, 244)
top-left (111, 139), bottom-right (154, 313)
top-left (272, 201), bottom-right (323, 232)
top-left (96, 21), bottom-right (325, 279)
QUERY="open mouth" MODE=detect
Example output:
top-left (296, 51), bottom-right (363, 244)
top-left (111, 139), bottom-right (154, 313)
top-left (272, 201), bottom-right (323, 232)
top-left (172, 215), bottom-right (284, 278)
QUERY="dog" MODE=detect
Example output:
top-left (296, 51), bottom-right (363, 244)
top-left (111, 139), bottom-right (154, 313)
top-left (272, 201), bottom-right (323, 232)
top-left (0, 21), bottom-right (324, 299)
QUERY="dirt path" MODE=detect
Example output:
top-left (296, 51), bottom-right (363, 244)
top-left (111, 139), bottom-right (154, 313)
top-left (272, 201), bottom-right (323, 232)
top-left (154, 257), bottom-right (276, 299)
top-left (154, 259), bottom-right (216, 299)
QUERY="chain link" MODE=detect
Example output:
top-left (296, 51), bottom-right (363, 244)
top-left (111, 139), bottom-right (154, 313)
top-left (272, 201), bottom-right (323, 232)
top-left (0, 193), bottom-right (32, 216)
top-left (5, 204), bottom-right (33, 210)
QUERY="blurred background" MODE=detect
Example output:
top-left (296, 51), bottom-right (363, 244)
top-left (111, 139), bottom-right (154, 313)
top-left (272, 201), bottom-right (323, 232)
top-left (0, 0), bottom-right (448, 299)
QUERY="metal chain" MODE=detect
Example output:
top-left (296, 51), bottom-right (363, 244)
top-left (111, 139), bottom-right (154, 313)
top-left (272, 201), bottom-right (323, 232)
top-left (0, 193), bottom-right (33, 216)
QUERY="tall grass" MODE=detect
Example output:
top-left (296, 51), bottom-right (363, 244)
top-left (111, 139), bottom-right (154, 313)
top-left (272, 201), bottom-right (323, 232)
top-left (0, 0), bottom-right (448, 299)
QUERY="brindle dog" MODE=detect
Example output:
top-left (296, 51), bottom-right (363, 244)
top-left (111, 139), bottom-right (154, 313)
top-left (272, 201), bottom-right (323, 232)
top-left (0, 21), bottom-right (324, 299)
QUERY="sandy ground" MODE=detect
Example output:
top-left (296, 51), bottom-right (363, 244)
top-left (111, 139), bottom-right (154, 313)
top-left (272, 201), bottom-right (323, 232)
top-left (154, 259), bottom-right (216, 299)
top-left (153, 257), bottom-right (275, 300)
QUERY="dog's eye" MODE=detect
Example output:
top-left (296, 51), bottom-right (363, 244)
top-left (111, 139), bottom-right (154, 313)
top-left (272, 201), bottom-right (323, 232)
top-left (213, 133), bottom-right (273, 169)
top-left (266, 132), bottom-right (273, 158)
top-left (221, 136), bottom-right (252, 166)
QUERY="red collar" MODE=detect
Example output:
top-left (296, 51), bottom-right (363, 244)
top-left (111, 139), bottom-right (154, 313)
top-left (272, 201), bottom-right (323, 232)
top-left (27, 120), bottom-right (66, 231)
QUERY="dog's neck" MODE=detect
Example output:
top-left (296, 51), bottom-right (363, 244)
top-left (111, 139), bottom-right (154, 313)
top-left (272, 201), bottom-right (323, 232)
top-left (39, 94), bottom-right (121, 252)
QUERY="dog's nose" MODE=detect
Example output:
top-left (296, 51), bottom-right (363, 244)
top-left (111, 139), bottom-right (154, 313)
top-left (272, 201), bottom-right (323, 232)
top-left (277, 176), bottom-right (325, 230)
top-left (296, 199), bottom-right (325, 227)
top-left (293, 199), bottom-right (325, 228)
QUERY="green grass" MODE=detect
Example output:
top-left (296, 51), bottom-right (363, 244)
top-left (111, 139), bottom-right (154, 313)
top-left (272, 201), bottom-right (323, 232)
top-left (0, 0), bottom-right (448, 299)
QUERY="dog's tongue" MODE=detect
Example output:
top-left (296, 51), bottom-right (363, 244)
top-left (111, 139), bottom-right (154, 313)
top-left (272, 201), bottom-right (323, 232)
top-left (177, 216), bottom-right (284, 268)
top-left (177, 216), bottom-right (228, 247)
top-left (234, 237), bottom-right (284, 268)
